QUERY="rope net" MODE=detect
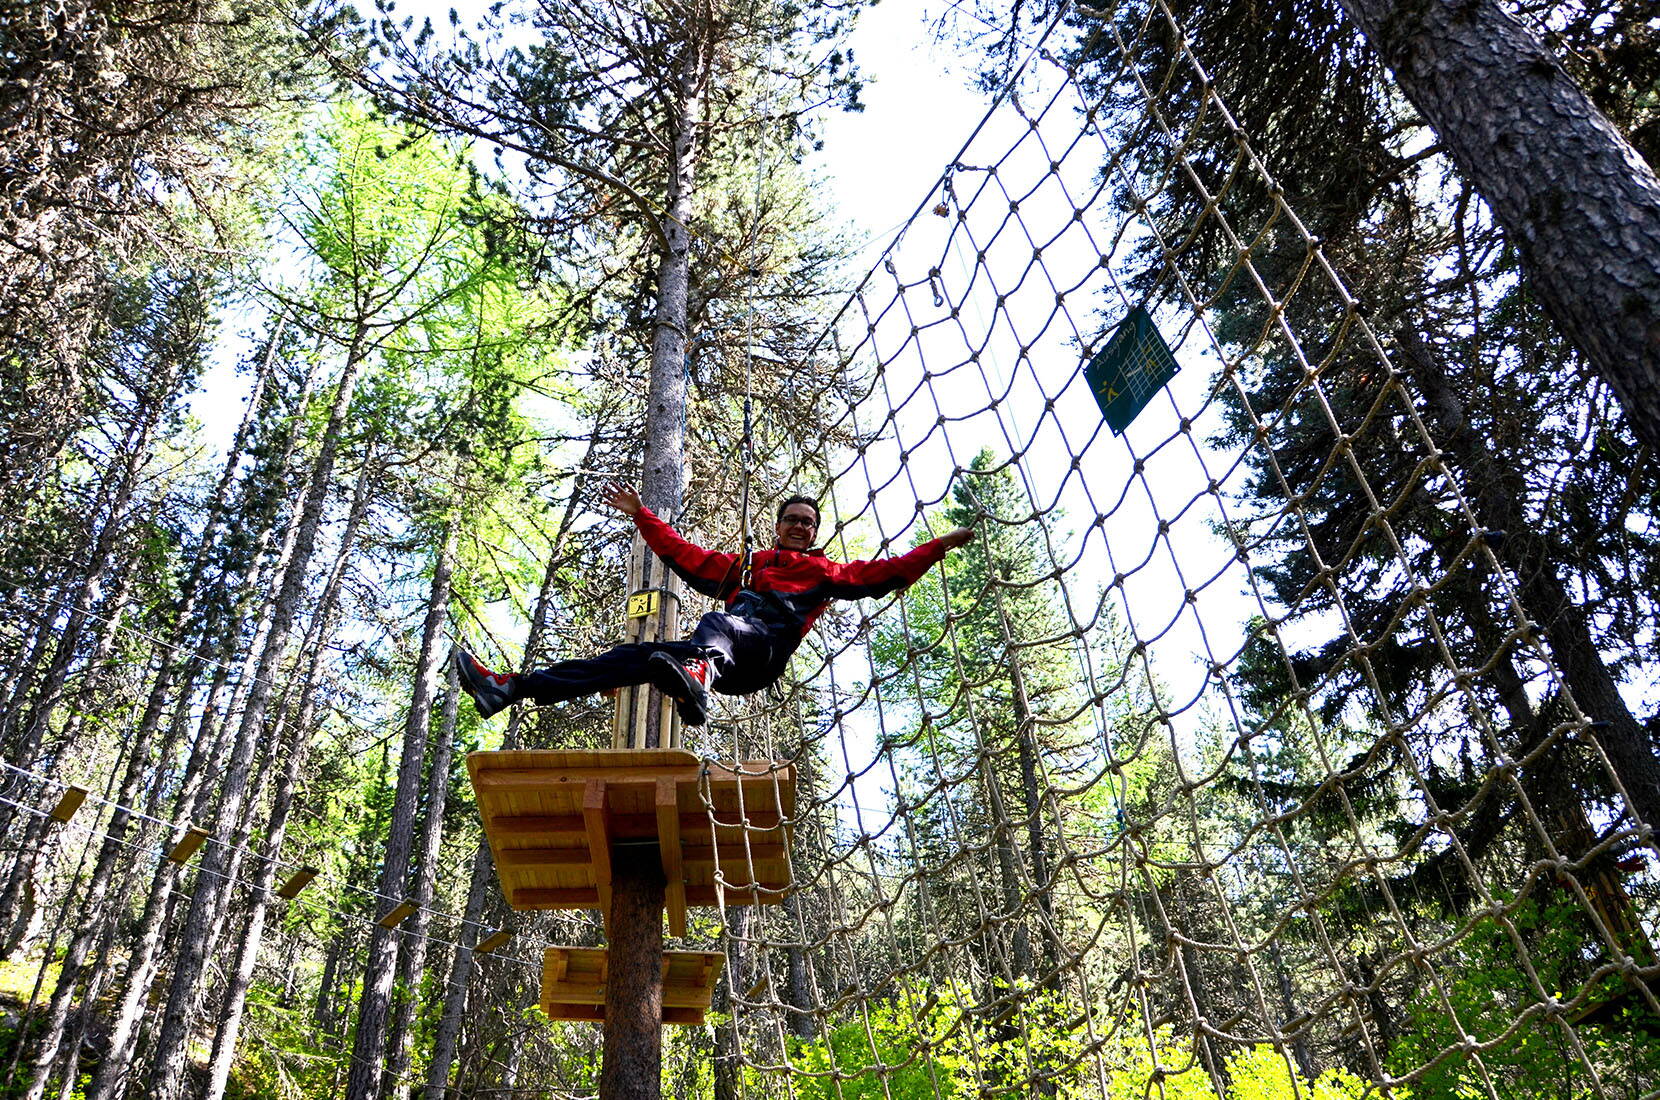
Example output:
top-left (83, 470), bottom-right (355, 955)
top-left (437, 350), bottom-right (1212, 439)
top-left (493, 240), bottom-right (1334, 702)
top-left (691, 3), bottom-right (1660, 1098)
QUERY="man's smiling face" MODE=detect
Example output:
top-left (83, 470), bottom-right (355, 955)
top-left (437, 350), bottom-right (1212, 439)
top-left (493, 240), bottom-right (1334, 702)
top-left (775, 503), bottom-right (818, 551)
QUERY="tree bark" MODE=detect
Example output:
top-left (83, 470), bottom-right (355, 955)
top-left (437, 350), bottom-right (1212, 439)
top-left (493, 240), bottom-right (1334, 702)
top-left (22, 341), bottom-right (282, 1086)
top-left (147, 333), bottom-right (372, 1100)
top-left (422, 438), bottom-right (599, 1096)
top-left (0, 563), bottom-right (134, 965)
top-left (383, 647), bottom-right (462, 1090)
top-left (201, 444), bottom-right (372, 1100)
top-left (621, 28), bottom-right (710, 750)
top-left (83, 655), bottom-right (236, 1100)
top-left (1338, 0), bottom-right (1660, 448)
top-left (601, 847), bottom-right (665, 1100)
top-left (420, 842), bottom-right (493, 1100)
top-left (1398, 324), bottom-right (1660, 844)
top-left (344, 530), bottom-right (455, 1100)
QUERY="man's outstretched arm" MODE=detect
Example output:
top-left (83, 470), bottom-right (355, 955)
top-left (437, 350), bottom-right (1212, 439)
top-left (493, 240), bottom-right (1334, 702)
top-left (605, 481), bottom-right (741, 597)
top-left (823, 526), bottom-right (975, 600)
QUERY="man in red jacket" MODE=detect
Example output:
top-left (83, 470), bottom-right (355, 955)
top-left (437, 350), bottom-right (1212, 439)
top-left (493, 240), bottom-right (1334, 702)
top-left (453, 483), bottom-right (974, 725)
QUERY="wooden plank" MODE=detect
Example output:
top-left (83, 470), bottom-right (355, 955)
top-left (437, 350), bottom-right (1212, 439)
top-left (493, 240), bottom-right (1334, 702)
top-left (476, 763), bottom-right (702, 789)
top-left (681, 843), bottom-right (788, 865)
top-left (539, 948), bottom-right (722, 1012)
top-left (471, 751), bottom-right (799, 919)
top-left (495, 848), bottom-right (591, 868)
top-left (538, 1004), bottom-right (707, 1026)
top-left (513, 884), bottom-right (784, 909)
top-left (275, 866), bottom-right (317, 899)
top-left (583, 779), bottom-right (613, 927)
top-left (512, 887), bottom-right (602, 907)
top-left (472, 748), bottom-right (701, 773)
top-left (489, 809), bottom-right (785, 838)
top-left (48, 785), bottom-right (89, 823)
top-left (166, 825), bottom-right (211, 863)
top-left (543, 982), bottom-right (715, 1009)
top-left (475, 930), bottom-right (512, 955)
top-left (657, 777), bottom-right (686, 938)
top-left (377, 901), bottom-right (418, 929)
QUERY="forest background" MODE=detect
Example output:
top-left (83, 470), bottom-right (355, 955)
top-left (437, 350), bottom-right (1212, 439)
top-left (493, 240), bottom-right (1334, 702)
top-left (1, 0), bottom-right (1658, 1097)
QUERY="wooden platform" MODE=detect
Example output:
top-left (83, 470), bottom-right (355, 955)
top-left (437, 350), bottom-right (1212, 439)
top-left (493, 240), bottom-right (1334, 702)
top-left (469, 749), bottom-right (796, 935)
top-left (538, 946), bottom-right (724, 1026)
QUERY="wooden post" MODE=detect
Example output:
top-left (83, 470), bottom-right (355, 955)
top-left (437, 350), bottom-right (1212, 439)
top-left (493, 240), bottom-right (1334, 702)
top-left (600, 844), bottom-right (666, 1100)
top-left (611, 543), bottom-right (682, 752)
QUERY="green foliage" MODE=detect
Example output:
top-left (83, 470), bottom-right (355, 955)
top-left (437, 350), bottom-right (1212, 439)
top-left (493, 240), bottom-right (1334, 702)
top-left (1386, 897), bottom-right (1660, 1098)
top-left (772, 983), bottom-right (1385, 1100)
top-left (224, 983), bottom-right (351, 1100)
top-left (781, 990), bottom-right (978, 1100)
top-left (1224, 1047), bottom-right (1375, 1100)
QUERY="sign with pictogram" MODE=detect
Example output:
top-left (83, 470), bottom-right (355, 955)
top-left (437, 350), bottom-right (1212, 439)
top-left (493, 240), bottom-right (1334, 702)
top-left (1084, 306), bottom-right (1180, 435)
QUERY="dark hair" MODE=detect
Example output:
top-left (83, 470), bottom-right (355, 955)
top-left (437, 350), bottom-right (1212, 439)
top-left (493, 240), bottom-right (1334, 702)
top-left (776, 494), bottom-right (820, 526)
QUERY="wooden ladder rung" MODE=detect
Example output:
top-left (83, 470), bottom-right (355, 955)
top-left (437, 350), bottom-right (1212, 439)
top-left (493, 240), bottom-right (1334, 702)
top-left (475, 930), bottom-right (512, 955)
top-left (376, 901), bottom-right (418, 929)
top-left (48, 785), bottom-right (89, 823)
top-left (275, 866), bottom-right (317, 899)
top-left (167, 826), bottom-right (211, 863)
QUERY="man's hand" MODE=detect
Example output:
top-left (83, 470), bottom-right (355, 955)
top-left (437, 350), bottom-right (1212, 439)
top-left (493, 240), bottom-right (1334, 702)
top-left (603, 482), bottom-right (643, 518)
top-left (939, 527), bottom-right (975, 549)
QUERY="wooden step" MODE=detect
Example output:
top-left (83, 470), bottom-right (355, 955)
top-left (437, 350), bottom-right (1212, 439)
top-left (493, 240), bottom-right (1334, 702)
top-left (539, 946), bottom-right (724, 1027)
top-left (469, 749), bottom-right (796, 935)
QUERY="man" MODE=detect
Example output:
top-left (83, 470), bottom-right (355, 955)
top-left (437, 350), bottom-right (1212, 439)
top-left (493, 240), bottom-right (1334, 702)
top-left (453, 482), bottom-right (974, 725)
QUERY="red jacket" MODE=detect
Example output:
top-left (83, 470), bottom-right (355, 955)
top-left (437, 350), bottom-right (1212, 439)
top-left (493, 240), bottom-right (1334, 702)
top-left (634, 507), bottom-right (949, 644)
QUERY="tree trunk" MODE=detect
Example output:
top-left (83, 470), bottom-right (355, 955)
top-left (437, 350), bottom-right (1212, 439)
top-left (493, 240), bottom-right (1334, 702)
top-left (21, 334), bottom-right (291, 1089)
top-left (147, 334), bottom-right (372, 1100)
top-left (1398, 324), bottom-right (1660, 843)
top-left (83, 655), bottom-right (235, 1100)
top-left (421, 436), bottom-right (601, 1097)
top-left (996, 618), bottom-right (1063, 981)
top-left (201, 445), bottom-right (372, 1100)
top-left (620, 29), bottom-right (710, 750)
top-left (1339, 0), bottom-right (1660, 447)
top-left (0, 532), bottom-right (127, 930)
top-left (638, 37), bottom-right (707, 520)
top-left (601, 848), bottom-right (666, 1100)
top-left (0, 563), bottom-right (135, 966)
top-left (384, 642), bottom-right (462, 1090)
top-left (779, 895), bottom-right (816, 1042)
top-left (344, 531), bottom-right (455, 1100)
top-left (420, 843), bottom-right (493, 1100)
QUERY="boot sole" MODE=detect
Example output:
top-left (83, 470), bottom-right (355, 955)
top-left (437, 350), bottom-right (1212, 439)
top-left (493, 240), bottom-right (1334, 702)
top-left (646, 653), bottom-right (708, 726)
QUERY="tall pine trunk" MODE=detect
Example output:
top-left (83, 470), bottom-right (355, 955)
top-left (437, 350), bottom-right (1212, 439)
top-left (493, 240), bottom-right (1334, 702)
top-left (384, 658), bottom-right (461, 1090)
top-left (1338, 0), bottom-right (1660, 447)
top-left (343, 532), bottom-right (454, 1100)
top-left (200, 444), bottom-right (374, 1100)
top-left (420, 434), bottom-right (600, 1097)
top-left (1398, 324), bottom-right (1660, 840)
top-left (15, 321), bottom-right (289, 1093)
top-left (146, 333), bottom-right (372, 1100)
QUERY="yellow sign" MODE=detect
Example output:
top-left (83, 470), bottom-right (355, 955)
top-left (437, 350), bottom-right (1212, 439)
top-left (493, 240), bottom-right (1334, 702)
top-left (626, 590), bottom-right (660, 619)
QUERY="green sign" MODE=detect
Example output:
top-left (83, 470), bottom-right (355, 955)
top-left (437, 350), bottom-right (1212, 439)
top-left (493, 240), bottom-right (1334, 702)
top-left (1084, 306), bottom-right (1179, 435)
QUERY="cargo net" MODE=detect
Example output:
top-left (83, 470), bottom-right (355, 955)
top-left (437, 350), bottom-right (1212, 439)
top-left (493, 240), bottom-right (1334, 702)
top-left (695, 2), bottom-right (1660, 1097)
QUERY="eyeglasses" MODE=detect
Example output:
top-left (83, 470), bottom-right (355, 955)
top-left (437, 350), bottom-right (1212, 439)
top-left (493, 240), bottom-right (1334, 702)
top-left (778, 515), bottom-right (818, 528)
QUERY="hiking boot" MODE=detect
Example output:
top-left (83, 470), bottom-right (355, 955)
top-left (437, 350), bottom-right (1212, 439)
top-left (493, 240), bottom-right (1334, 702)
top-left (453, 648), bottom-right (517, 719)
top-left (647, 653), bottom-right (710, 726)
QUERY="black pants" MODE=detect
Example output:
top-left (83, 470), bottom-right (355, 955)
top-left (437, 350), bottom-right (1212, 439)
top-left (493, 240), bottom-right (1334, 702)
top-left (517, 610), bottom-right (789, 705)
